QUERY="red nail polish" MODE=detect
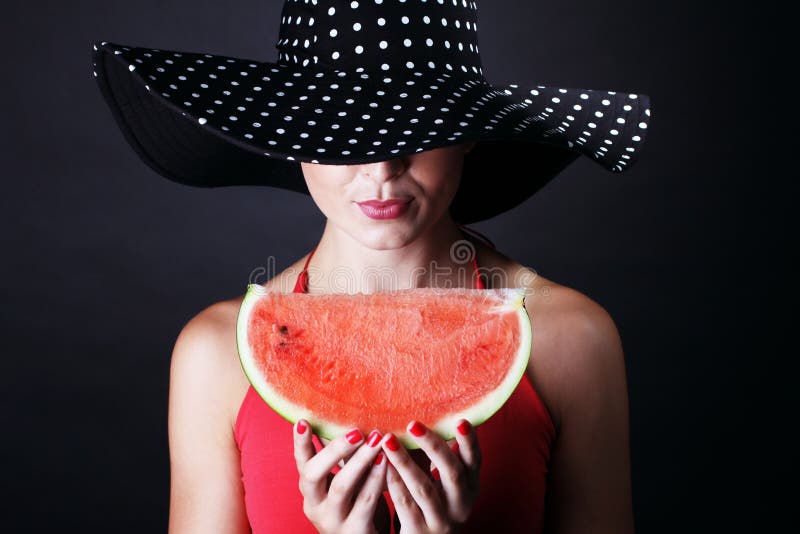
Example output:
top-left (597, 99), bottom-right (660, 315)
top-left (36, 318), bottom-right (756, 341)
top-left (457, 420), bottom-right (471, 436)
top-left (374, 452), bottom-right (384, 466)
top-left (346, 429), bottom-right (363, 444)
top-left (431, 467), bottom-right (440, 481)
top-left (296, 420), bottom-right (307, 435)
top-left (408, 421), bottom-right (426, 437)
top-left (367, 430), bottom-right (382, 447)
top-left (451, 442), bottom-right (460, 454)
top-left (385, 434), bottom-right (400, 451)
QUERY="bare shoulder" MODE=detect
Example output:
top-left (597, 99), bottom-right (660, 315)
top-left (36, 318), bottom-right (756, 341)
top-left (168, 294), bottom-right (271, 533)
top-left (171, 255), bottom-right (311, 431)
top-left (491, 254), bottom-right (625, 434)
top-left (170, 298), bottom-right (244, 434)
top-left (494, 257), bottom-right (633, 531)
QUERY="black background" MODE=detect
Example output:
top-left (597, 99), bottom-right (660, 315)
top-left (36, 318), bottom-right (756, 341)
top-left (1, 1), bottom-right (790, 532)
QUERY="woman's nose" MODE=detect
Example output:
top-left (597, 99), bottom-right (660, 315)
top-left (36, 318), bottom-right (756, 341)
top-left (358, 157), bottom-right (407, 182)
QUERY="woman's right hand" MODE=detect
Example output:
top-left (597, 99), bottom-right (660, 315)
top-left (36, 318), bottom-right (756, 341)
top-left (293, 419), bottom-right (389, 533)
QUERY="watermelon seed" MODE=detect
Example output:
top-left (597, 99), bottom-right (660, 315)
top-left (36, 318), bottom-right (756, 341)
top-left (278, 325), bottom-right (289, 335)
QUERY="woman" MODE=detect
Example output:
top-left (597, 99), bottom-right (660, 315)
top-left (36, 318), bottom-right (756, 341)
top-left (91, 2), bottom-right (650, 532)
top-left (166, 142), bottom-right (634, 533)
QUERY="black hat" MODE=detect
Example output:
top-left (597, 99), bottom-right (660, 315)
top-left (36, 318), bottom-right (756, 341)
top-left (91, 0), bottom-right (652, 224)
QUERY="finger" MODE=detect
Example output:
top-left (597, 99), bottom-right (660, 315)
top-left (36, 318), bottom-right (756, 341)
top-left (430, 440), bottom-right (459, 479)
top-left (293, 419), bottom-right (315, 471)
top-left (293, 419), bottom-right (327, 506)
top-left (349, 445), bottom-right (390, 521)
top-left (300, 428), bottom-right (365, 502)
top-left (407, 421), bottom-right (467, 517)
top-left (327, 430), bottom-right (384, 512)
top-left (293, 419), bottom-right (326, 504)
top-left (454, 419), bottom-right (481, 471)
top-left (320, 436), bottom-right (347, 473)
top-left (385, 461), bottom-right (424, 531)
top-left (381, 433), bottom-right (447, 530)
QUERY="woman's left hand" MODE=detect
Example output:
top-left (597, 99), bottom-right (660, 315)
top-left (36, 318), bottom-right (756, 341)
top-left (380, 419), bottom-right (481, 533)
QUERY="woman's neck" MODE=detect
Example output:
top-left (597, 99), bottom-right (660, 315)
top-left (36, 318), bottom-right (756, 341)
top-left (305, 214), bottom-right (476, 294)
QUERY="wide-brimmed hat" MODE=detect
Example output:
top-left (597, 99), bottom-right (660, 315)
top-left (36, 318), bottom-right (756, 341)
top-left (91, 0), bottom-right (652, 224)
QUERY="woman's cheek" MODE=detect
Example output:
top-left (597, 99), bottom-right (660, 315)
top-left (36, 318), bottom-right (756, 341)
top-left (303, 168), bottom-right (350, 220)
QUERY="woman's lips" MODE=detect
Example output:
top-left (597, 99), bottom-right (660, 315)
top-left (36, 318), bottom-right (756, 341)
top-left (356, 198), bottom-right (412, 219)
top-left (357, 199), bottom-right (412, 208)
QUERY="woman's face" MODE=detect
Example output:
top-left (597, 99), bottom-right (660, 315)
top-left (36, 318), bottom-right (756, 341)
top-left (300, 142), bottom-right (476, 249)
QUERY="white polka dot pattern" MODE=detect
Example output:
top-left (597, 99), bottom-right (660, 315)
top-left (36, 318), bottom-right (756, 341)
top-left (90, 0), bottom-right (652, 222)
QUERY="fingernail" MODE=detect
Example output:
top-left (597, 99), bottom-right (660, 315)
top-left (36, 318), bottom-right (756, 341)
top-left (346, 429), bottom-right (363, 444)
top-left (451, 442), bottom-right (460, 454)
top-left (384, 434), bottom-right (401, 451)
top-left (431, 467), bottom-right (440, 480)
top-left (374, 452), bottom-right (384, 465)
top-left (367, 430), bottom-right (382, 447)
top-left (457, 420), bottom-right (471, 436)
top-left (296, 420), bottom-right (307, 435)
top-left (408, 421), bottom-right (426, 437)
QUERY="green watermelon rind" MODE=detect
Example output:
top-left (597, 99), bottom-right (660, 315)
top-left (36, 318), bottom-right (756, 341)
top-left (236, 284), bottom-right (532, 450)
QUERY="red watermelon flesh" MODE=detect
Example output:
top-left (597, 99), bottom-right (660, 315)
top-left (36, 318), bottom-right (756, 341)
top-left (236, 285), bottom-right (531, 448)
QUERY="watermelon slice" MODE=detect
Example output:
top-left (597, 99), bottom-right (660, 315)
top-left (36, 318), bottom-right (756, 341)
top-left (236, 284), bottom-right (531, 448)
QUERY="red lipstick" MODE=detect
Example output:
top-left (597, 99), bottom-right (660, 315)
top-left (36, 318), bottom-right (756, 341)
top-left (356, 198), bottom-right (412, 220)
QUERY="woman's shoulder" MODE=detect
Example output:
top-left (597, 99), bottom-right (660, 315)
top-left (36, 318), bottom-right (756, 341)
top-left (172, 255), bottom-right (312, 430)
top-left (491, 251), bottom-right (625, 434)
top-left (170, 297), bottom-right (246, 433)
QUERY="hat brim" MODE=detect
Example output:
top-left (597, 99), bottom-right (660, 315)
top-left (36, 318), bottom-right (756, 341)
top-left (91, 41), bottom-right (651, 223)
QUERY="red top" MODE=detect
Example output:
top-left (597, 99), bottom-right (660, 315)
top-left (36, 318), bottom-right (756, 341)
top-left (235, 225), bottom-right (556, 533)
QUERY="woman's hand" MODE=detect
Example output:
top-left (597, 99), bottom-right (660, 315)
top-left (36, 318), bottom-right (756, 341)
top-left (380, 419), bottom-right (481, 533)
top-left (293, 419), bottom-right (389, 534)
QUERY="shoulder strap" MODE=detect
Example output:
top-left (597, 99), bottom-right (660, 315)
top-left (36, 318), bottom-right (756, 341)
top-left (293, 245), bottom-right (317, 293)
